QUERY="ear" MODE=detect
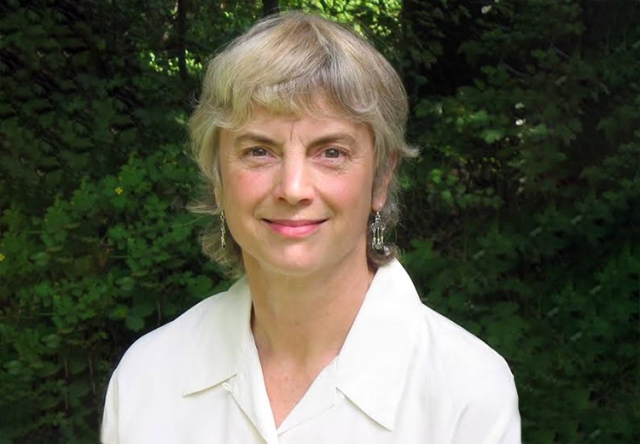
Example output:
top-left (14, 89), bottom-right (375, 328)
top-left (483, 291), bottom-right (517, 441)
top-left (372, 154), bottom-right (397, 211)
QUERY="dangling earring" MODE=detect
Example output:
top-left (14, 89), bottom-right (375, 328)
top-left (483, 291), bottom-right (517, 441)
top-left (220, 210), bottom-right (226, 250)
top-left (371, 210), bottom-right (386, 251)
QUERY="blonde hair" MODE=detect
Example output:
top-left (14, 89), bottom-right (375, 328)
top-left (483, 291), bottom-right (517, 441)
top-left (189, 11), bottom-right (417, 277)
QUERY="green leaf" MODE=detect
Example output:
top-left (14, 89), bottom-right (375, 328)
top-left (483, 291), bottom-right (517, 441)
top-left (125, 315), bottom-right (145, 332)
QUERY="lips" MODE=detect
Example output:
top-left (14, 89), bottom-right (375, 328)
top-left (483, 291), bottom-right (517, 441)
top-left (263, 219), bottom-right (326, 237)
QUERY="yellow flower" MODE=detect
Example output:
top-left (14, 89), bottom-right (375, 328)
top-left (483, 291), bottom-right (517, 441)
top-left (0, 253), bottom-right (5, 262)
top-left (115, 187), bottom-right (124, 195)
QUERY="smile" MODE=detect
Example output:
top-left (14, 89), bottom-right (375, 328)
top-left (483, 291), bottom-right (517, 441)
top-left (263, 219), bottom-right (327, 237)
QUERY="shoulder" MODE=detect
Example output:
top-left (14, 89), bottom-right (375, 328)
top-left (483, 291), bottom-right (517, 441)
top-left (113, 277), bottom-right (249, 380)
top-left (415, 304), bottom-right (520, 436)
top-left (364, 261), bottom-right (520, 439)
top-left (418, 304), bottom-right (515, 391)
top-left (119, 293), bottom-right (218, 359)
top-left (380, 260), bottom-right (514, 378)
top-left (375, 260), bottom-right (516, 397)
top-left (110, 294), bottom-right (216, 387)
top-left (102, 278), bottom-right (254, 442)
top-left (409, 305), bottom-right (520, 440)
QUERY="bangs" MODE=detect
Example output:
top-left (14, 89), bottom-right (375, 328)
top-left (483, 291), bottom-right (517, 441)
top-left (223, 83), bottom-right (375, 132)
top-left (207, 16), bottom-right (380, 130)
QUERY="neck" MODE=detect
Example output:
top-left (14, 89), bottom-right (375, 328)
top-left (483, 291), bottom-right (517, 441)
top-left (245, 257), bottom-right (373, 367)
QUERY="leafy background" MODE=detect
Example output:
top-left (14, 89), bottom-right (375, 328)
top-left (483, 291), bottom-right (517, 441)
top-left (1, 0), bottom-right (638, 442)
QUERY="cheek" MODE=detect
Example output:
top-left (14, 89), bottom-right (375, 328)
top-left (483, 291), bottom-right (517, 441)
top-left (222, 168), bottom-right (267, 204)
top-left (329, 173), bottom-right (375, 209)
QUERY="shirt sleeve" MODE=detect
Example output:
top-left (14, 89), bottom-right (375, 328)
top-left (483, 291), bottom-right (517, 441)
top-left (101, 369), bottom-right (120, 444)
top-left (453, 371), bottom-right (521, 444)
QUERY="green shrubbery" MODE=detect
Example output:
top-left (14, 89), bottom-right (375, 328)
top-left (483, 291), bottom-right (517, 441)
top-left (1, 0), bottom-right (638, 442)
top-left (400, 1), bottom-right (639, 441)
top-left (0, 145), bottom-right (224, 442)
top-left (0, 1), bottom-right (231, 441)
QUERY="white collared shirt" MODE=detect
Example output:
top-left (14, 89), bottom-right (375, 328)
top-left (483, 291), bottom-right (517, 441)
top-left (101, 260), bottom-right (521, 443)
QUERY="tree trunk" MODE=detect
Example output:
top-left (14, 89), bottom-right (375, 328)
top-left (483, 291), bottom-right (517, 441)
top-left (177, 0), bottom-right (188, 82)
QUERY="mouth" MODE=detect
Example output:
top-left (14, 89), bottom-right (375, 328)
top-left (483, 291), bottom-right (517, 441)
top-left (263, 219), bottom-right (327, 237)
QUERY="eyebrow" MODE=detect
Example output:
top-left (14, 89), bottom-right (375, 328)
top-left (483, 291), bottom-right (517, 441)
top-left (234, 133), bottom-right (277, 146)
top-left (234, 131), bottom-right (359, 148)
top-left (309, 133), bottom-right (358, 148)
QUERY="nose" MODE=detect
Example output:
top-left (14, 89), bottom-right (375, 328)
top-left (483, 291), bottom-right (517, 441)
top-left (275, 153), bottom-right (314, 205)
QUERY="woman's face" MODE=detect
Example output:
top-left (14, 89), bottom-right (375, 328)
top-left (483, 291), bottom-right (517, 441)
top-left (217, 108), bottom-right (388, 277)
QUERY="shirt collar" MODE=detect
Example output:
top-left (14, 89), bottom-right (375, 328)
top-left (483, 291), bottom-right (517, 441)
top-left (180, 260), bottom-right (423, 431)
top-left (335, 259), bottom-right (423, 431)
top-left (181, 276), bottom-right (254, 396)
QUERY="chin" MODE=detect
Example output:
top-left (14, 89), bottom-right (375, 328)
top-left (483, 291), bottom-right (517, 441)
top-left (263, 257), bottom-right (325, 276)
top-left (241, 239), bottom-right (366, 278)
top-left (243, 250), bottom-right (328, 277)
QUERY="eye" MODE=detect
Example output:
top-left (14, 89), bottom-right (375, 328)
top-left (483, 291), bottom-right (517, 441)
top-left (248, 147), bottom-right (269, 157)
top-left (322, 147), bottom-right (344, 159)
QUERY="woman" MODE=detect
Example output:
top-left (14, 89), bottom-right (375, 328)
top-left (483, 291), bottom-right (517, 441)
top-left (102, 11), bottom-right (521, 443)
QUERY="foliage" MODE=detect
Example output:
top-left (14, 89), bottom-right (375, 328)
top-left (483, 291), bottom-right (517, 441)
top-left (0, 0), bottom-right (232, 441)
top-left (401, 0), bottom-right (640, 442)
top-left (0, 0), bottom-right (638, 442)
